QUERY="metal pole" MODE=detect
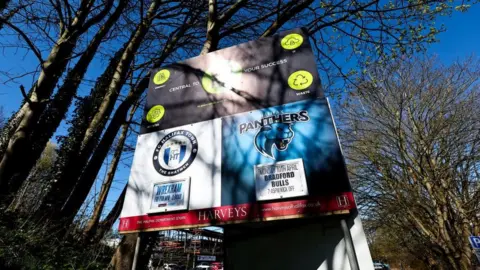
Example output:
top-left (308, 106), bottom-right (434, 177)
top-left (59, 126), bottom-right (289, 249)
top-left (328, 81), bottom-right (361, 270)
top-left (341, 218), bottom-right (360, 270)
top-left (132, 233), bottom-right (142, 270)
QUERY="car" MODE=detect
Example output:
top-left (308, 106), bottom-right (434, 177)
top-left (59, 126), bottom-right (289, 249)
top-left (194, 263), bottom-right (211, 270)
top-left (162, 263), bottom-right (180, 270)
top-left (210, 262), bottom-right (223, 270)
top-left (373, 262), bottom-right (390, 270)
top-left (193, 266), bottom-right (210, 270)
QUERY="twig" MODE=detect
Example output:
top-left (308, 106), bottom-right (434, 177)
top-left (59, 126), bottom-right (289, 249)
top-left (0, 18), bottom-right (44, 64)
top-left (19, 85), bottom-right (33, 105)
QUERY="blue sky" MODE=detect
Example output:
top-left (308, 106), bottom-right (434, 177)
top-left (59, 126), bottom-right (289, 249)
top-left (2, 5), bottom-right (480, 112)
top-left (429, 5), bottom-right (480, 62)
top-left (1, 5), bottom-right (480, 230)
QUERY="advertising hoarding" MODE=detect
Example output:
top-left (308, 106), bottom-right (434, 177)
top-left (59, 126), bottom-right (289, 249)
top-left (141, 28), bottom-right (323, 134)
top-left (119, 28), bottom-right (356, 233)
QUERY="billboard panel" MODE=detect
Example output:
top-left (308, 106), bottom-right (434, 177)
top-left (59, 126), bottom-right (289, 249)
top-left (220, 99), bottom-right (352, 206)
top-left (119, 28), bottom-right (356, 233)
top-left (119, 100), bottom-right (355, 233)
top-left (142, 28), bottom-right (323, 134)
top-left (119, 119), bottom-right (222, 226)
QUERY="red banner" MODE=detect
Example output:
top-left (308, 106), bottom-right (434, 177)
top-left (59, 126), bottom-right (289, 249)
top-left (119, 192), bottom-right (355, 233)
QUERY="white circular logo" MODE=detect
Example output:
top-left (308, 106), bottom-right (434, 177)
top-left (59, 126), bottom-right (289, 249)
top-left (152, 130), bottom-right (198, 176)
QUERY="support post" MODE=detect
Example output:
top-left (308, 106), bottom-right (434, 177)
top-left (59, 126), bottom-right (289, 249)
top-left (341, 218), bottom-right (360, 270)
top-left (131, 233), bottom-right (142, 270)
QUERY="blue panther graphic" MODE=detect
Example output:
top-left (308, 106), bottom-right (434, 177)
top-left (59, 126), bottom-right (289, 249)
top-left (254, 122), bottom-right (295, 160)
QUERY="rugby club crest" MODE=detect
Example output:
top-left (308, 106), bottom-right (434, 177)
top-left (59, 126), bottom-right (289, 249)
top-left (239, 111), bottom-right (310, 160)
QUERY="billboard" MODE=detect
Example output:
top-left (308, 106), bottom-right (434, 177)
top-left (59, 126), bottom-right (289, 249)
top-left (119, 29), bottom-right (356, 233)
top-left (141, 28), bottom-right (323, 133)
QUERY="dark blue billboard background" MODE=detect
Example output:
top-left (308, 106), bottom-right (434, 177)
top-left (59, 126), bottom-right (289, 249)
top-left (221, 99), bottom-right (351, 206)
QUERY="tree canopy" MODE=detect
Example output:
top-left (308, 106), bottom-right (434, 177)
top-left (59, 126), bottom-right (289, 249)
top-left (341, 57), bottom-right (480, 269)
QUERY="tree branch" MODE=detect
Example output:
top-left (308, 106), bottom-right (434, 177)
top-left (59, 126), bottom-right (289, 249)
top-left (19, 85), bottom-right (33, 106)
top-left (261, 0), bottom-right (313, 37)
top-left (200, 0), bottom-right (217, 55)
top-left (78, 0), bottom-right (115, 35)
top-left (48, 0), bottom-right (66, 33)
top-left (0, 17), bottom-right (44, 64)
top-left (306, 0), bottom-right (379, 35)
top-left (219, 5), bottom-right (285, 38)
top-left (217, 0), bottom-right (247, 26)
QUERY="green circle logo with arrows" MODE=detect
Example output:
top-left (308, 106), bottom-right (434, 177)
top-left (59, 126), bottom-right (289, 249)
top-left (288, 70), bottom-right (313, 90)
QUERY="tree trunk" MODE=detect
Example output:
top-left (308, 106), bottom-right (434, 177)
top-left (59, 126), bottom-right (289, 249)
top-left (59, 0), bottom-right (190, 222)
top-left (32, 47), bottom-right (126, 222)
top-left (107, 233), bottom-right (138, 270)
top-left (3, 1), bottom-right (126, 205)
top-left (81, 0), bottom-right (161, 152)
top-left (63, 89), bottom-right (142, 222)
top-left (96, 185), bottom-right (127, 242)
top-left (0, 94), bottom-right (30, 160)
top-left (83, 102), bottom-right (137, 241)
top-left (0, 0), bottom-right (108, 200)
top-left (200, 0), bottom-right (219, 55)
top-left (56, 0), bottom-right (163, 223)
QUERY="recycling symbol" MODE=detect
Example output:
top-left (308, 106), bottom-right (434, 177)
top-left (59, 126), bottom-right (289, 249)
top-left (288, 70), bottom-right (313, 91)
top-left (293, 74), bottom-right (309, 86)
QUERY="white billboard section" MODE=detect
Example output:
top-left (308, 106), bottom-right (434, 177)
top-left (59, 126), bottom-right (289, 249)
top-left (121, 118), bottom-right (222, 219)
top-left (254, 158), bottom-right (308, 201)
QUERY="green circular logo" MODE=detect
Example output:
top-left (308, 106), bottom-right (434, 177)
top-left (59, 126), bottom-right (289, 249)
top-left (281, 33), bottom-right (304, 50)
top-left (153, 69), bottom-right (170, 85)
top-left (146, 105), bottom-right (165, 123)
top-left (201, 60), bottom-right (242, 94)
top-left (288, 70), bottom-right (313, 91)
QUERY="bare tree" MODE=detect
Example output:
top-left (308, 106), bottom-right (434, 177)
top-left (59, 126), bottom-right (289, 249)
top-left (341, 57), bottom-right (480, 269)
top-left (82, 100), bottom-right (139, 241)
top-left (0, 0), bottom-right (24, 31)
top-left (96, 185), bottom-right (127, 242)
top-left (37, 1), bottom-right (200, 227)
top-left (2, 0), bottom-right (129, 203)
top-left (0, 0), bottom-right (116, 197)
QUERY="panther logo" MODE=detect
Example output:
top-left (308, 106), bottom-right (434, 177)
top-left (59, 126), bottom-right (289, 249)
top-left (254, 122), bottom-right (295, 160)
